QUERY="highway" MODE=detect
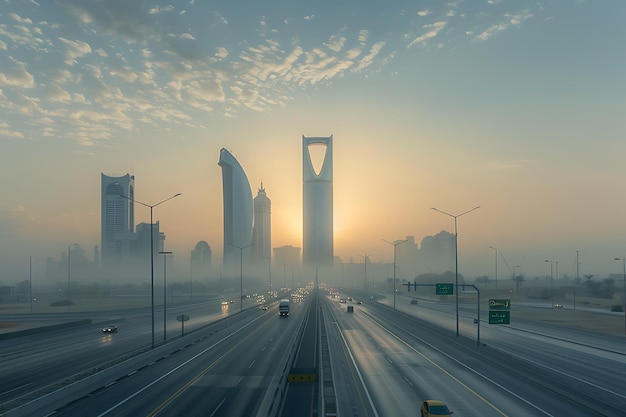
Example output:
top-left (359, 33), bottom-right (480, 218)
top-left (325, 292), bottom-right (626, 416)
top-left (2, 289), bottom-right (625, 417)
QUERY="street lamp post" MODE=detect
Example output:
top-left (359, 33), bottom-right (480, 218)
top-left (267, 256), bottom-right (272, 296)
top-left (614, 257), bottom-right (626, 336)
top-left (159, 251), bottom-right (172, 341)
top-left (489, 246), bottom-right (498, 290)
top-left (545, 259), bottom-right (553, 306)
top-left (229, 243), bottom-right (253, 313)
top-left (383, 239), bottom-right (408, 310)
top-left (67, 243), bottom-right (78, 310)
top-left (121, 193), bottom-right (181, 348)
top-left (359, 254), bottom-right (370, 292)
top-left (432, 206), bottom-right (480, 337)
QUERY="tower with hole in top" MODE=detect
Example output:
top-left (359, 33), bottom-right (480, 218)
top-left (302, 135), bottom-right (334, 267)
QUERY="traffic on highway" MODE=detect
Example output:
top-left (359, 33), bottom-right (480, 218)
top-left (1, 286), bottom-right (625, 417)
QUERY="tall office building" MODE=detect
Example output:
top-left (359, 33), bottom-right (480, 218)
top-left (252, 184), bottom-right (271, 262)
top-left (302, 135), bottom-right (334, 267)
top-left (421, 231), bottom-right (455, 274)
top-left (218, 148), bottom-right (254, 265)
top-left (101, 173), bottom-right (135, 267)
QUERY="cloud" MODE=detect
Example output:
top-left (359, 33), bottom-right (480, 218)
top-left (9, 13), bottom-right (33, 24)
top-left (0, 126), bottom-right (25, 138)
top-left (109, 67), bottom-right (138, 83)
top-left (58, 37), bottom-right (92, 65)
top-left (474, 10), bottom-right (533, 41)
top-left (59, 0), bottom-right (156, 41)
top-left (353, 41), bottom-right (385, 72)
top-left (0, 58), bottom-right (35, 88)
top-left (46, 83), bottom-right (71, 102)
top-left (408, 21), bottom-right (447, 48)
top-left (215, 47), bottom-right (229, 59)
top-left (149, 5), bottom-right (174, 15)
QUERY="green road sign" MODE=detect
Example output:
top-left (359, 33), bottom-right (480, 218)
top-left (489, 299), bottom-right (510, 310)
top-left (489, 310), bottom-right (510, 324)
top-left (436, 283), bottom-right (454, 295)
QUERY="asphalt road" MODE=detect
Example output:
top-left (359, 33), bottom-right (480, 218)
top-left (327, 292), bottom-right (626, 416)
top-left (2, 290), bottom-right (625, 417)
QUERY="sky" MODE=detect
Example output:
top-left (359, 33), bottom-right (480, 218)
top-left (1, 0), bottom-right (626, 283)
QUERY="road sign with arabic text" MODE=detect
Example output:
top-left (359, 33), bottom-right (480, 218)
top-left (489, 310), bottom-right (510, 324)
top-left (436, 283), bottom-right (454, 295)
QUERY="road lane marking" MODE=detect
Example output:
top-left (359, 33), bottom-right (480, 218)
top-left (95, 313), bottom-right (266, 417)
top-left (209, 398), bottom-right (225, 417)
top-left (332, 320), bottom-right (380, 417)
top-left (363, 311), bottom-right (555, 417)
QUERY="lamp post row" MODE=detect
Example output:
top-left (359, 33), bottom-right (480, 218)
top-left (431, 206), bottom-right (480, 338)
top-left (229, 242), bottom-right (253, 313)
top-left (121, 193), bottom-right (181, 349)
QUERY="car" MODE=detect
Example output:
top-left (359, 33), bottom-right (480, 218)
top-left (553, 303), bottom-right (563, 308)
top-left (102, 325), bottom-right (118, 333)
top-left (410, 299), bottom-right (418, 305)
top-left (421, 400), bottom-right (452, 417)
top-left (221, 301), bottom-right (229, 306)
top-left (262, 305), bottom-right (268, 310)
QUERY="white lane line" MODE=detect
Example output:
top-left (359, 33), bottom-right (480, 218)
top-left (95, 313), bottom-right (266, 417)
top-left (333, 321), bottom-right (381, 417)
top-left (364, 312), bottom-right (553, 417)
top-left (248, 359), bottom-right (256, 369)
top-left (489, 344), bottom-right (626, 401)
top-left (209, 398), bottom-right (226, 417)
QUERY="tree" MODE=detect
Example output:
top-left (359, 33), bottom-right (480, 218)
top-left (475, 276), bottom-right (490, 285)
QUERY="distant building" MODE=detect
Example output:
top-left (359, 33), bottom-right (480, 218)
top-left (252, 184), bottom-right (271, 263)
top-left (420, 231), bottom-right (455, 274)
top-left (218, 148), bottom-right (253, 265)
top-left (101, 173), bottom-right (135, 268)
top-left (192, 241), bottom-right (212, 265)
top-left (191, 241), bottom-right (212, 282)
top-left (302, 135), bottom-right (334, 267)
top-left (135, 221), bottom-right (164, 260)
top-left (274, 245), bottom-right (301, 267)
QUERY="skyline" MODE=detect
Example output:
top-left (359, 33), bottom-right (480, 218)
top-left (1, 1), bottom-right (626, 282)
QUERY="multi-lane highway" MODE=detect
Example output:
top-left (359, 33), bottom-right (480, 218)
top-left (1, 289), bottom-right (625, 417)
top-left (324, 292), bottom-right (626, 416)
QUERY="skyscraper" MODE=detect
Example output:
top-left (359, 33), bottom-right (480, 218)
top-left (302, 135), bottom-right (334, 267)
top-left (218, 148), bottom-right (253, 265)
top-left (101, 173), bottom-right (135, 267)
top-left (252, 183), bottom-right (271, 262)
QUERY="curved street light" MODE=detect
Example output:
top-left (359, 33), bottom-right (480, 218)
top-left (431, 206), bottom-right (480, 337)
top-left (159, 251), bottom-right (172, 341)
top-left (121, 193), bottom-right (181, 348)
top-left (229, 243), bottom-right (253, 313)
top-left (383, 239), bottom-right (407, 310)
top-left (488, 246), bottom-right (498, 290)
top-left (359, 254), bottom-right (370, 292)
top-left (67, 243), bottom-right (78, 310)
top-left (613, 257), bottom-right (626, 336)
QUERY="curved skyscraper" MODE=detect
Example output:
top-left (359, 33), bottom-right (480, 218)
top-left (219, 148), bottom-right (253, 266)
top-left (302, 135), bottom-right (334, 267)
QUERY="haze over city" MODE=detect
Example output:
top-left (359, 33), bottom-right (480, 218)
top-left (1, 0), bottom-right (625, 284)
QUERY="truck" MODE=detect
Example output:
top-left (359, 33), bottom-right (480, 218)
top-left (279, 299), bottom-right (290, 317)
